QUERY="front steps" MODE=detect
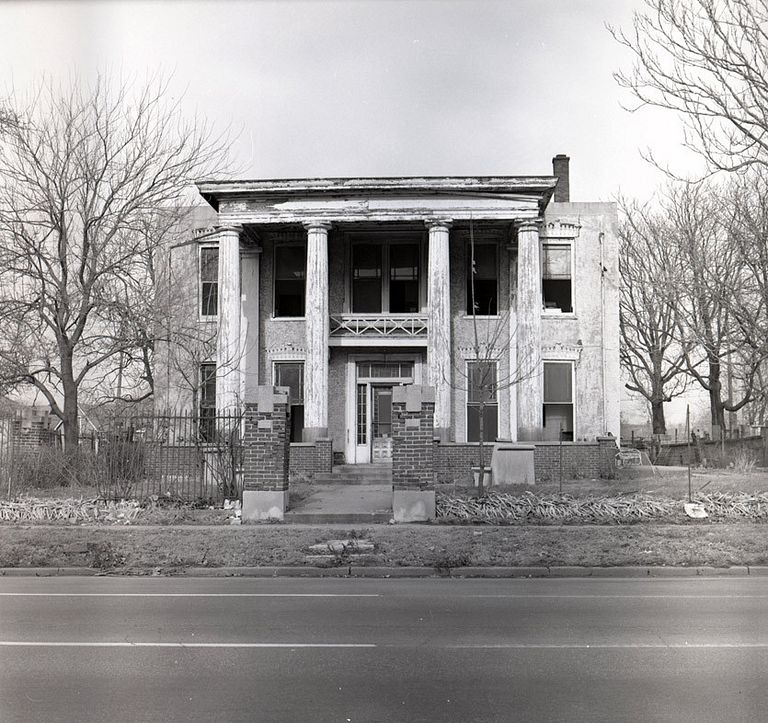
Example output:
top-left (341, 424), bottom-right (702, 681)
top-left (312, 462), bottom-right (393, 486)
top-left (285, 464), bottom-right (393, 523)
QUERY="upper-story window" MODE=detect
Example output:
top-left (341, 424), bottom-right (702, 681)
top-left (351, 241), bottom-right (420, 314)
top-left (274, 244), bottom-right (306, 317)
top-left (466, 243), bottom-right (498, 315)
top-left (542, 242), bottom-right (573, 313)
top-left (199, 246), bottom-right (218, 318)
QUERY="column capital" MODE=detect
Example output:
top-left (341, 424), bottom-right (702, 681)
top-left (302, 220), bottom-right (332, 232)
top-left (425, 218), bottom-right (453, 231)
top-left (215, 224), bottom-right (243, 236)
top-left (514, 218), bottom-right (542, 233)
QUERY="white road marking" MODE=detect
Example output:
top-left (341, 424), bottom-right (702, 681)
top-left (462, 594), bottom-right (768, 599)
top-left (0, 593), bottom-right (380, 598)
top-left (0, 641), bottom-right (376, 648)
top-left (448, 643), bottom-right (768, 649)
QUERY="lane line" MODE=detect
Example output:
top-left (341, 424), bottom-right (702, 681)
top-left (460, 594), bottom-right (768, 599)
top-left (0, 641), bottom-right (376, 648)
top-left (0, 593), bottom-right (380, 598)
top-left (446, 643), bottom-right (768, 649)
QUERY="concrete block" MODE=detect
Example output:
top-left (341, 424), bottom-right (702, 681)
top-left (242, 490), bottom-right (289, 521)
top-left (257, 420), bottom-right (273, 430)
top-left (392, 489), bottom-right (435, 522)
top-left (491, 443), bottom-right (536, 485)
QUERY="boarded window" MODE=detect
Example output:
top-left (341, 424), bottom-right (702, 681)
top-left (543, 361), bottom-right (574, 441)
top-left (199, 247), bottom-right (218, 317)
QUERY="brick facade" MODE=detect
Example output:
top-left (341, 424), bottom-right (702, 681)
top-left (434, 438), bottom-right (619, 484)
top-left (288, 439), bottom-right (333, 477)
top-left (242, 390), bottom-right (290, 492)
top-left (391, 386), bottom-right (435, 490)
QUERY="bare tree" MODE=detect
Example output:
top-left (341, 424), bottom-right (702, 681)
top-left (0, 74), bottom-right (229, 451)
top-left (618, 198), bottom-right (690, 434)
top-left (612, 0), bottom-right (768, 172)
top-left (665, 181), bottom-right (760, 433)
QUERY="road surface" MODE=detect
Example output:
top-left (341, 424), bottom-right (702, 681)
top-left (1, 575), bottom-right (767, 722)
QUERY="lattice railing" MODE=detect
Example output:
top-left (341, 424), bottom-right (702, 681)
top-left (329, 314), bottom-right (428, 337)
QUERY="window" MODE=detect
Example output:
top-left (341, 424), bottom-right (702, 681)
top-left (542, 242), bottom-right (573, 313)
top-left (543, 361), bottom-right (574, 441)
top-left (274, 245), bottom-right (306, 317)
top-left (199, 247), bottom-right (218, 317)
top-left (351, 241), bottom-right (420, 313)
top-left (466, 361), bottom-right (498, 442)
top-left (275, 362), bottom-right (304, 442)
top-left (199, 362), bottom-right (216, 442)
top-left (466, 243), bottom-right (498, 315)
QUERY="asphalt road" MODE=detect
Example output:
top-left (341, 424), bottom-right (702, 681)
top-left (1, 576), bottom-right (767, 722)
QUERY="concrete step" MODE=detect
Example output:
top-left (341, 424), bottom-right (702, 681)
top-left (314, 463), bottom-right (393, 485)
top-left (284, 512), bottom-right (392, 524)
top-left (314, 475), bottom-right (393, 485)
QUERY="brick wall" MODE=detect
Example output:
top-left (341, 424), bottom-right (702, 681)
top-left (392, 386), bottom-right (435, 490)
top-left (434, 438), bottom-right (618, 484)
top-left (288, 439), bottom-right (333, 477)
top-left (242, 391), bottom-right (290, 492)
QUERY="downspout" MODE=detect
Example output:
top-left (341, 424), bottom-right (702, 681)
top-left (599, 228), bottom-right (607, 435)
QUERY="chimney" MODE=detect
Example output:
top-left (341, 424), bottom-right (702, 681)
top-left (552, 154), bottom-right (570, 203)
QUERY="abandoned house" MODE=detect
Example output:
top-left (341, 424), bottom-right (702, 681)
top-left (155, 155), bottom-right (619, 481)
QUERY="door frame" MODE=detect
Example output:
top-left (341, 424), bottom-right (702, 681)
top-left (345, 353), bottom-right (423, 464)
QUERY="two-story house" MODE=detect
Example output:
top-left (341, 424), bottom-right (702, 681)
top-left (157, 155), bottom-right (619, 475)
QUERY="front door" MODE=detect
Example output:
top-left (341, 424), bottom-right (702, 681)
top-left (371, 386), bottom-right (393, 461)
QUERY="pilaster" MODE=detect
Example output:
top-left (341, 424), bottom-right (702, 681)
top-left (426, 219), bottom-right (452, 439)
top-left (216, 226), bottom-right (242, 411)
top-left (516, 219), bottom-right (543, 440)
top-left (303, 221), bottom-right (331, 441)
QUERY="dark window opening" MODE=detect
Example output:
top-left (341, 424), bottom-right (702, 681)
top-left (274, 245), bottom-right (306, 317)
top-left (466, 243), bottom-right (498, 315)
top-left (199, 362), bottom-right (216, 442)
top-left (467, 361), bottom-right (498, 442)
top-left (352, 244), bottom-right (382, 313)
top-left (275, 362), bottom-right (304, 442)
top-left (389, 243), bottom-right (419, 313)
top-left (200, 247), bottom-right (218, 317)
top-left (542, 244), bottom-right (572, 313)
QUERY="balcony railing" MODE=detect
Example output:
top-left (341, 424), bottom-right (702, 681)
top-left (329, 313), bottom-right (428, 338)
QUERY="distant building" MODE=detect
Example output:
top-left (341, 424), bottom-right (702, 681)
top-left (156, 155), bottom-right (620, 464)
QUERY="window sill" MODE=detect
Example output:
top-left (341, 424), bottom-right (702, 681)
top-left (270, 316), bottom-right (306, 321)
top-left (461, 315), bottom-right (501, 320)
top-left (198, 315), bottom-right (217, 323)
top-left (541, 311), bottom-right (577, 319)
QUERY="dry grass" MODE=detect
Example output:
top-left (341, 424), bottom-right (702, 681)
top-left (0, 524), bottom-right (766, 571)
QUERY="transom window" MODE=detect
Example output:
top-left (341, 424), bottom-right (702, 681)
top-left (466, 361), bottom-right (498, 442)
top-left (466, 243), bottom-right (498, 315)
top-left (199, 247), bottom-right (218, 317)
top-left (543, 361), bottom-right (574, 440)
top-left (274, 244), bottom-right (306, 317)
top-left (351, 241), bottom-right (421, 314)
top-left (542, 242), bottom-right (573, 313)
top-left (274, 362), bottom-right (304, 442)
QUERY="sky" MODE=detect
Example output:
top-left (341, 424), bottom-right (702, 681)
top-left (0, 0), bottom-right (702, 203)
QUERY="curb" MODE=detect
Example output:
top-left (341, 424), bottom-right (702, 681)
top-left (0, 565), bottom-right (764, 578)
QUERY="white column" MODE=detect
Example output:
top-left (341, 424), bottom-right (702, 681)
top-left (303, 221), bottom-right (331, 440)
top-left (216, 226), bottom-right (242, 411)
top-left (508, 250), bottom-right (518, 441)
top-left (426, 219), bottom-right (452, 438)
top-left (516, 219), bottom-right (543, 440)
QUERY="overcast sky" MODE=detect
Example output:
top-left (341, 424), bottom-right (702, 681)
top-left (1, 0), bottom-right (701, 203)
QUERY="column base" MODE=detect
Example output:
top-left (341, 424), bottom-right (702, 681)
top-left (302, 427), bottom-right (329, 443)
top-left (242, 490), bottom-right (288, 521)
top-left (392, 490), bottom-right (436, 523)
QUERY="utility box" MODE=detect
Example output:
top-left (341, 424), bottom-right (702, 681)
top-left (490, 443), bottom-right (536, 486)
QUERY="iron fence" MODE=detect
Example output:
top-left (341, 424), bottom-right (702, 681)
top-left (1, 409), bottom-right (243, 504)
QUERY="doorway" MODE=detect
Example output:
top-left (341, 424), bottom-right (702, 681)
top-left (351, 359), bottom-right (416, 463)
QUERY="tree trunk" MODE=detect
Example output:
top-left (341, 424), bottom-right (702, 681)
top-left (60, 351), bottom-right (79, 454)
top-left (708, 360), bottom-right (726, 435)
top-left (651, 399), bottom-right (667, 436)
top-left (477, 400), bottom-right (485, 497)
